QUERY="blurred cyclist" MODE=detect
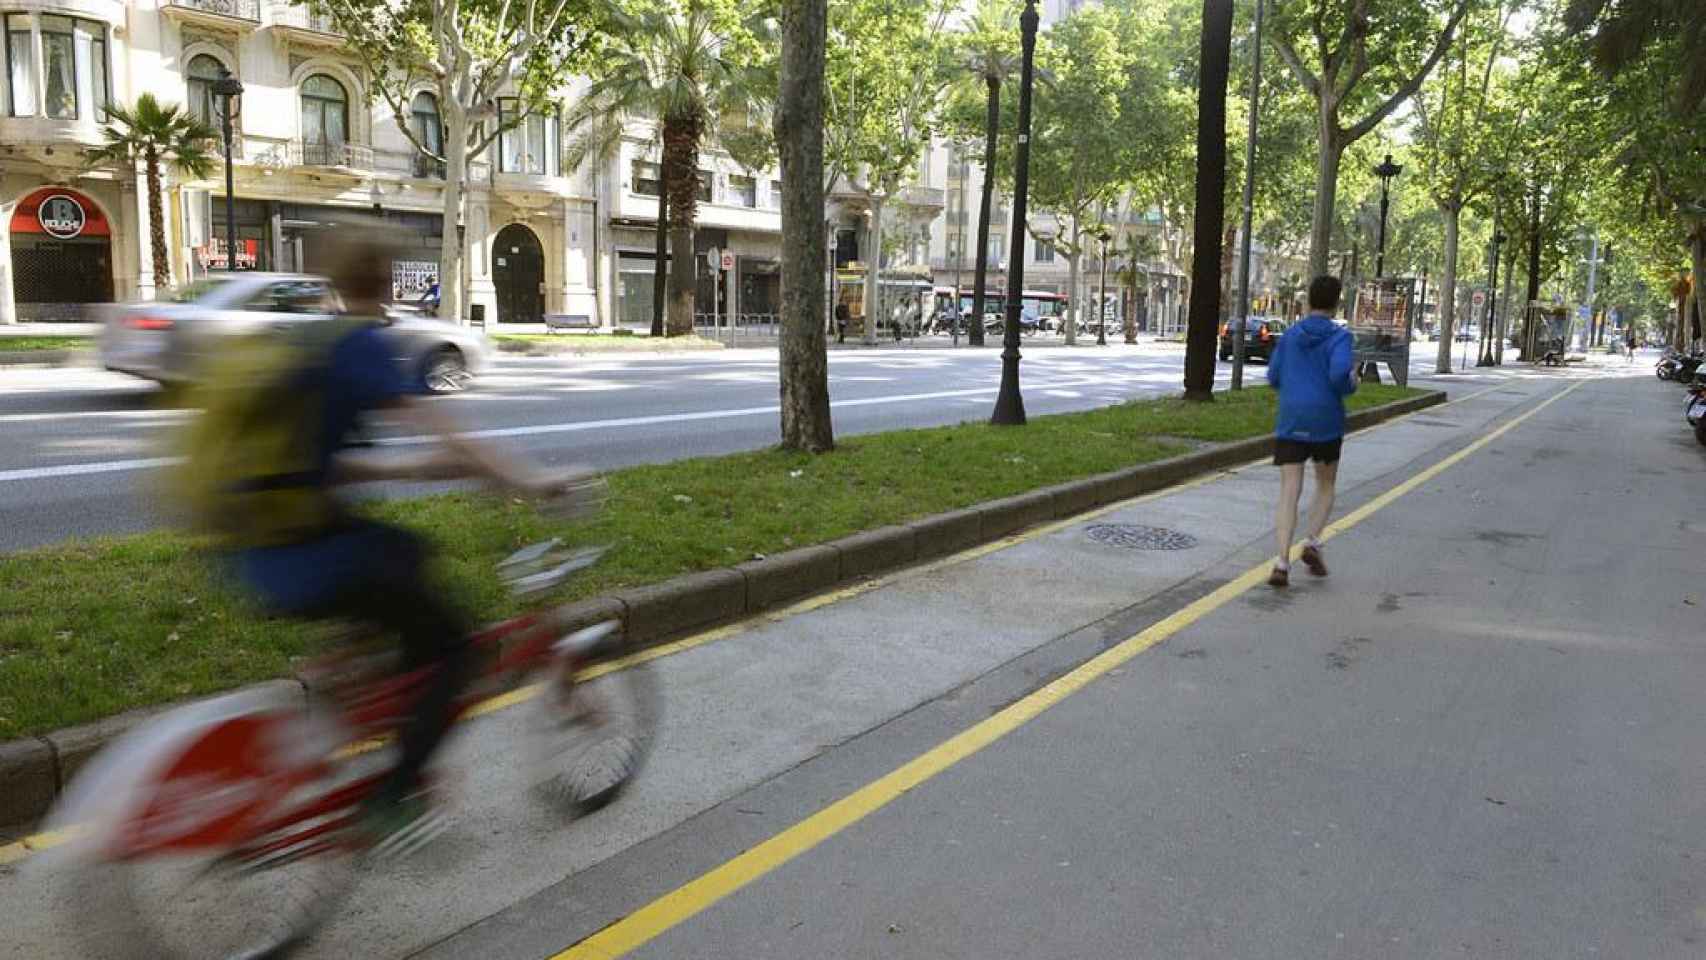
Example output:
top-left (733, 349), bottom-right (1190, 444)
top-left (178, 225), bottom-right (576, 858)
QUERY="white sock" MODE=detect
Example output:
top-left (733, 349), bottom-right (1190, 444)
top-left (1304, 537), bottom-right (1321, 549)
top-left (1275, 559), bottom-right (1290, 571)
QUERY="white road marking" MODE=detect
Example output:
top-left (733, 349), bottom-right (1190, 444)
top-left (0, 372), bottom-right (1158, 484)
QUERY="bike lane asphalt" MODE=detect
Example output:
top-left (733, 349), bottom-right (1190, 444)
top-left (0, 362), bottom-right (1647, 959)
top-left (544, 371), bottom-right (1704, 960)
top-left (376, 365), bottom-right (1694, 960)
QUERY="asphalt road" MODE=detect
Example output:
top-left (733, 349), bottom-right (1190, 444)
top-left (6, 355), bottom-right (1692, 960)
top-left (0, 340), bottom-right (1457, 552)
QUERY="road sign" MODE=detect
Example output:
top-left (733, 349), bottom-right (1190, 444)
top-left (705, 246), bottom-right (720, 268)
top-left (721, 251), bottom-right (735, 271)
top-left (1471, 290), bottom-right (1486, 309)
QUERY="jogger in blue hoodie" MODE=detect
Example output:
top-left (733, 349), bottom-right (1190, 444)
top-left (1266, 275), bottom-right (1358, 588)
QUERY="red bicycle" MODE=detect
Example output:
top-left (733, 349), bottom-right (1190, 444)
top-left (46, 538), bottom-right (656, 960)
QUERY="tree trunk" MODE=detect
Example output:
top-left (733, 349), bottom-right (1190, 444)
top-left (970, 75), bottom-right (999, 348)
top-left (662, 114), bottom-right (702, 338)
top-left (1307, 110), bottom-right (1343, 277)
top-left (652, 169), bottom-right (669, 337)
top-left (1434, 202), bottom-right (1459, 373)
top-left (1496, 240), bottom-right (1516, 364)
top-left (862, 195), bottom-right (883, 345)
top-left (1064, 240), bottom-right (1080, 345)
top-left (437, 97), bottom-right (468, 324)
top-left (1690, 230), bottom-right (1706, 347)
top-left (1184, 0), bottom-right (1233, 400)
top-left (145, 152), bottom-right (169, 291)
top-left (776, 0), bottom-right (833, 452)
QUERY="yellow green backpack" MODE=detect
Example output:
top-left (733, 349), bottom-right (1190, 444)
top-left (174, 318), bottom-right (369, 548)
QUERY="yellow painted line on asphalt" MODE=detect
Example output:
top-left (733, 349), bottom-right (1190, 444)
top-left (0, 381), bottom-right (1508, 870)
top-left (549, 378), bottom-right (1590, 960)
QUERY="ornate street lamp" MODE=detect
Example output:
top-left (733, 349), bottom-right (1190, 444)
top-left (1095, 225), bottom-right (1111, 346)
top-left (1373, 152), bottom-right (1403, 278)
top-left (1478, 232), bottom-right (1507, 366)
top-left (991, 0), bottom-right (1040, 426)
top-left (212, 66), bottom-right (245, 272)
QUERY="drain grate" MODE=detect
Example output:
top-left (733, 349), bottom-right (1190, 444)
top-left (1085, 523), bottom-right (1198, 551)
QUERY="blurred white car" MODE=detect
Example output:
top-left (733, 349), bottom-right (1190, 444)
top-left (101, 273), bottom-right (490, 393)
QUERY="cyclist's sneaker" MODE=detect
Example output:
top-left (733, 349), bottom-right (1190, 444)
top-left (358, 790), bottom-right (447, 863)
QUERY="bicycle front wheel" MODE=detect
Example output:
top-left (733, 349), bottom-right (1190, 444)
top-left (528, 630), bottom-right (659, 816)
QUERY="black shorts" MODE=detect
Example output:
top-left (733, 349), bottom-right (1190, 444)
top-left (1274, 437), bottom-right (1343, 465)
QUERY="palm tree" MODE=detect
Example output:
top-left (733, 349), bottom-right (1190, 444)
top-left (949, 0), bottom-right (1019, 348)
top-left (1113, 230), bottom-right (1159, 340)
top-left (85, 94), bottom-right (216, 293)
top-left (562, 2), bottom-right (767, 337)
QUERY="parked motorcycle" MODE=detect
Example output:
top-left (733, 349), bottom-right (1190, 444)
top-left (1686, 380), bottom-right (1706, 446)
top-left (1657, 348), bottom-right (1704, 382)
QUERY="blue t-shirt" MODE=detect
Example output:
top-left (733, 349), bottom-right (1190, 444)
top-left (235, 323), bottom-right (425, 612)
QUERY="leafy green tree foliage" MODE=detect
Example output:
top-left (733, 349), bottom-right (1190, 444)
top-left (308, 0), bottom-right (593, 323)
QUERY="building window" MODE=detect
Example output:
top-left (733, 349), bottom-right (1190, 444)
top-left (299, 73), bottom-right (349, 163)
top-left (1035, 237), bottom-right (1054, 263)
top-left (497, 98), bottom-right (554, 175)
top-left (696, 169), bottom-right (712, 203)
top-left (39, 15), bottom-right (74, 118)
top-left (987, 236), bottom-right (1003, 264)
top-left (186, 54), bottom-right (223, 126)
top-left (5, 14), bottom-right (106, 120)
top-left (5, 14), bottom-right (33, 116)
top-left (769, 179), bottom-right (782, 209)
top-left (409, 91), bottom-right (444, 178)
top-left (730, 174), bottom-right (757, 208)
top-left (632, 159), bottom-right (661, 196)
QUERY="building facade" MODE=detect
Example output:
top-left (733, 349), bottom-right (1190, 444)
top-left (0, 0), bottom-right (787, 329)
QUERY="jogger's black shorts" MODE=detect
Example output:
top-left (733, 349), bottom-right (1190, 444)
top-left (1273, 437), bottom-right (1343, 465)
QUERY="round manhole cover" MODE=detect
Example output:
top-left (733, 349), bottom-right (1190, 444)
top-left (1085, 523), bottom-right (1198, 551)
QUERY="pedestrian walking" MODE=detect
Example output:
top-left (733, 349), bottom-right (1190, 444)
top-left (1268, 275), bottom-right (1358, 588)
top-left (1626, 330), bottom-right (1636, 362)
top-left (835, 301), bottom-right (850, 344)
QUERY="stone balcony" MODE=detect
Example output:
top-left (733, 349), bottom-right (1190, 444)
top-left (161, 0), bottom-right (261, 29)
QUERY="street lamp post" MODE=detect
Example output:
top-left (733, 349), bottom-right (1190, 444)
top-left (1477, 232), bottom-right (1506, 367)
top-left (991, 0), bottom-right (1039, 426)
top-left (212, 67), bottom-right (245, 273)
top-left (1095, 226), bottom-right (1110, 347)
top-left (1231, 0), bottom-right (1265, 391)
top-left (1373, 153), bottom-right (1403, 279)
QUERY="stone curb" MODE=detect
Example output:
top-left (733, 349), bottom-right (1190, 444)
top-left (0, 348), bottom-right (91, 368)
top-left (0, 390), bottom-right (1445, 831)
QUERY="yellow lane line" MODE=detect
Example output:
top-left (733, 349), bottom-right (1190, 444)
top-left (0, 380), bottom-right (1512, 870)
top-left (549, 378), bottom-right (1589, 960)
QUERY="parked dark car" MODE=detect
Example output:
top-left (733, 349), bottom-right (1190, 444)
top-left (1218, 316), bottom-right (1286, 363)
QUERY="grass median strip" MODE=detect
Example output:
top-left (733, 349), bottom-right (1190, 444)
top-left (0, 337), bottom-right (90, 353)
top-left (0, 384), bottom-right (1417, 739)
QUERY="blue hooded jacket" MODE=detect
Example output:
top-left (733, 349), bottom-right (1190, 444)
top-left (1267, 313), bottom-right (1357, 442)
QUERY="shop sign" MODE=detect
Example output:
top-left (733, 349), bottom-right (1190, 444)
top-left (9, 187), bottom-right (112, 238)
top-left (37, 194), bottom-right (87, 239)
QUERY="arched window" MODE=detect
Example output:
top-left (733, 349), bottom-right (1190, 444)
top-left (299, 73), bottom-right (348, 164)
top-left (409, 91), bottom-right (443, 178)
top-left (185, 54), bottom-right (223, 126)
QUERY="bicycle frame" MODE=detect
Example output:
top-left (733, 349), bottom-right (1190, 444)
top-left (111, 609), bottom-right (572, 866)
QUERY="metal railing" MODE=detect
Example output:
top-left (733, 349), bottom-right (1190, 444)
top-left (693, 312), bottom-right (781, 339)
top-left (272, 5), bottom-right (340, 33)
top-left (294, 140), bottom-right (373, 169)
top-left (167, 0), bottom-right (261, 20)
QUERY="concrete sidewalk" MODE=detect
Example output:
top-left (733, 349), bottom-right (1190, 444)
top-left (0, 364), bottom-right (1609, 959)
